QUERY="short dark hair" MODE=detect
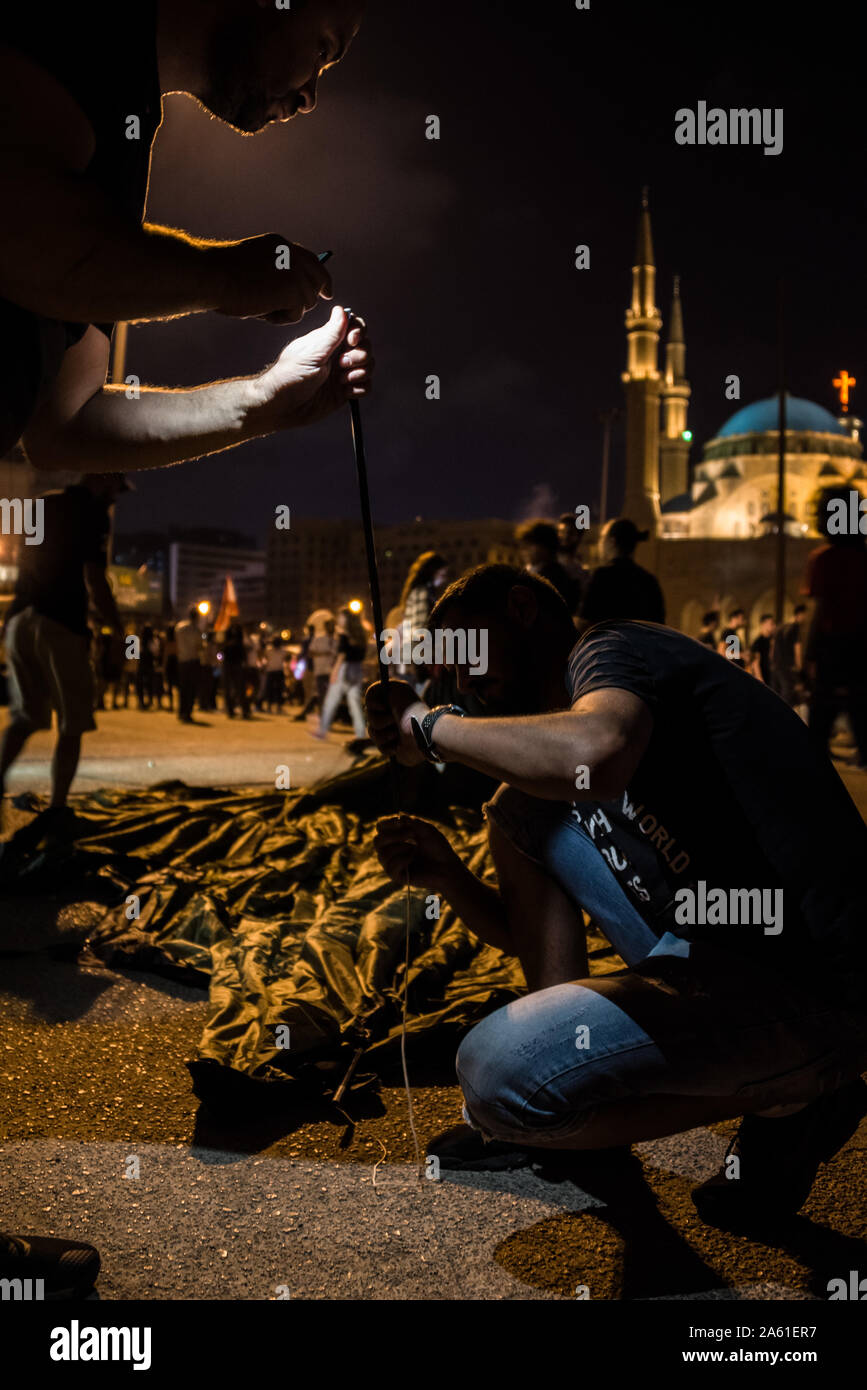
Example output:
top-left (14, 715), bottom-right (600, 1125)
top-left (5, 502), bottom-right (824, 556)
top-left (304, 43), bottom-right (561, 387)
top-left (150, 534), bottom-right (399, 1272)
top-left (515, 519), bottom-right (558, 553)
top-left (606, 517), bottom-right (649, 553)
top-left (760, 613), bottom-right (773, 623)
top-left (430, 562), bottom-right (574, 639)
top-left (701, 609), bottom-right (719, 626)
top-left (794, 603), bottom-right (807, 615)
top-left (816, 485), bottom-right (866, 543)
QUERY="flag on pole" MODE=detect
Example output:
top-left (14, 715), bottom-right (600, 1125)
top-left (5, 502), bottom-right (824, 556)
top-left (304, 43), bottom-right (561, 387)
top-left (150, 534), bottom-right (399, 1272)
top-left (214, 575), bottom-right (240, 632)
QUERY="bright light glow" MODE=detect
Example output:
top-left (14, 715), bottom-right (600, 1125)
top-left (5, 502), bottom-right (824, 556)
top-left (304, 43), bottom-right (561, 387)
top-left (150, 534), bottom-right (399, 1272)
top-left (197, 601), bottom-right (210, 616)
top-left (348, 599), bottom-right (363, 613)
top-left (833, 370), bottom-right (856, 412)
top-left (681, 429), bottom-right (693, 441)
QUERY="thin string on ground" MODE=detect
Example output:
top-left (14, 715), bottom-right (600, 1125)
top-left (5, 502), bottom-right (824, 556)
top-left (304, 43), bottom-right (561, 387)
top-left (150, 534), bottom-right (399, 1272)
top-left (402, 867), bottom-right (423, 1177)
top-left (371, 1136), bottom-right (388, 1189)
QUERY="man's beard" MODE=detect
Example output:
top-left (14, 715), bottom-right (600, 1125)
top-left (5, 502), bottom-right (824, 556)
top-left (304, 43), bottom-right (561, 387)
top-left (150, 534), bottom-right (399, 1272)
top-left (474, 668), bottom-right (545, 717)
top-left (463, 622), bottom-right (548, 717)
top-left (201, 18), bottom-right (272, 133)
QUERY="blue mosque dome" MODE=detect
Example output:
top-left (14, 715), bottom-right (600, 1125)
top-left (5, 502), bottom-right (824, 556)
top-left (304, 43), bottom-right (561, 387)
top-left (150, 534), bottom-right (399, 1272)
top-left (716, 393), bottom-right (844, 439)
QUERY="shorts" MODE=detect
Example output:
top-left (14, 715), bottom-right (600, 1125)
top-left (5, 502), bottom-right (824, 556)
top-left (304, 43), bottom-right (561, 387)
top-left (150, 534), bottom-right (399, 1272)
top-left (5, 606), bottom-right (96, 737)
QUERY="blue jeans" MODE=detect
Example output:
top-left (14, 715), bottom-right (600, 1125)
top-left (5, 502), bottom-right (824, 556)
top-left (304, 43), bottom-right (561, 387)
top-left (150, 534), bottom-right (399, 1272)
top-left (318, 663), bottom-right (366, 737)
top-left (456, 786), bottom-right (867, 1146)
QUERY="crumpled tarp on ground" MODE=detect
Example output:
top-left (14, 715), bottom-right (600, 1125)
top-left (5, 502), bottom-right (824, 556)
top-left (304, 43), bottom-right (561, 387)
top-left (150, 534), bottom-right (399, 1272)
top-left (3, 758), bottom-right (626, 1112)
top-left (6, 758), bottom-right (609, 1111)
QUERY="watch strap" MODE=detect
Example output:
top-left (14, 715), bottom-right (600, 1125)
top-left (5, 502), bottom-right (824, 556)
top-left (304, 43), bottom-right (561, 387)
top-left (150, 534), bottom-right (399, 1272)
top-left (412, 704), bottom-right (466, 762)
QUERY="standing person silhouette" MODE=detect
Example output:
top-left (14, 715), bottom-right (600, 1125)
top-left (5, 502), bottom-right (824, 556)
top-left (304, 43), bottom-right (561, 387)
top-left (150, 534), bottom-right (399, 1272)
top-left (805, 488), bottom-right (867, 768)
top-left (313, 604), bottom-right (371, 748)
top-left (580, 518), bottom-right (665, 626)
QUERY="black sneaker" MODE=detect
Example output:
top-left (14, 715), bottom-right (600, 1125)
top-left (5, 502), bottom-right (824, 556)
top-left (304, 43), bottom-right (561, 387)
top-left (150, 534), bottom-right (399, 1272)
top-left (0, 1230), bottom-right (100, 1298)
top-left (692, 1077), bottom-right (867, 1227)
top-left (426, 1123), bottom-right (540, 1172)
top-left (426, 1122), bottom-right (634, 1180)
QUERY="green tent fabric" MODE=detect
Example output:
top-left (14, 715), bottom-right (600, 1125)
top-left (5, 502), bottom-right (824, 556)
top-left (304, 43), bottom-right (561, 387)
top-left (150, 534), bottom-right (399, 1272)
top-left (1, 757), bottom-right (621, 1114)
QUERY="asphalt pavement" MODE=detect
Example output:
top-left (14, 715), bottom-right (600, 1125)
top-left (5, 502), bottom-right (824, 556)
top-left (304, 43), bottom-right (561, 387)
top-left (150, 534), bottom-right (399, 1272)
top-left (1, 711), bottom-right (866, 1300)
top-left (0, 704), bottom-right (349, 794)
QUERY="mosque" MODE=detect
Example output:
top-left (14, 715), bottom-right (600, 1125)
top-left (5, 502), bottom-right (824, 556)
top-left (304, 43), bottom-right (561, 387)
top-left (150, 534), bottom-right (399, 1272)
top-left (619, 191), bottom-right (863, 635)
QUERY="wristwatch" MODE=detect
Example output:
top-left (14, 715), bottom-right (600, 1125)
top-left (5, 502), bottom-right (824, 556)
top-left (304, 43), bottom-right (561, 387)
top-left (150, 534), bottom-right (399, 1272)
top-left (410, 704), bottom-right (466, 763)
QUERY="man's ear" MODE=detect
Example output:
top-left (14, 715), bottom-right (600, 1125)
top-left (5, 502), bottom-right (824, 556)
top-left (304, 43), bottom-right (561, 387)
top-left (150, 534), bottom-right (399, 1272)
top-left (506, 584), bottom-right (539, 629)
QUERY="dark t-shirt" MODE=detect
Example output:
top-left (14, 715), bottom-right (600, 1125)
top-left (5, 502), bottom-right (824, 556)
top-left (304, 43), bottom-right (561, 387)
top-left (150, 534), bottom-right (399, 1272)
top-left (806, 542), bottom-right (867, 637)
top-left (750, 633), bottom-right (772, 684)
top-left (772, 619), bottom-right (801, 676)
top-left (580, 558), bottom-right (666, 625)
top-left (0, 2), bottom-right (161, 453)
top-left (566, 621), bottom-right (867, 999)
top-left (222, 625), bottom-right (246, 666)
top-left (8, 486), bottom-right (110, 635)
top-left (338, 632), bottom-right (367, 663)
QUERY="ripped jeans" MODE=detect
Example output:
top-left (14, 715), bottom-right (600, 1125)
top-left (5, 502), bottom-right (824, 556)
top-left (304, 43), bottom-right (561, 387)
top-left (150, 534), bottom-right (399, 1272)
top-left (456, 785), bottom-right (867, 1147)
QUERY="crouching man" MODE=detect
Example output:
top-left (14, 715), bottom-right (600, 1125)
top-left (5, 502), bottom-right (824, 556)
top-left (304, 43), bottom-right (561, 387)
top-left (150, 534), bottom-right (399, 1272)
top-left (364, 563), bottom-right (867, 1226)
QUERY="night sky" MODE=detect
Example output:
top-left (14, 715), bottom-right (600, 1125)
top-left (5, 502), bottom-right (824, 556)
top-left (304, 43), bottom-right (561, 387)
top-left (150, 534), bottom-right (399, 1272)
top-left (116, 0), bottom-right (866, 544)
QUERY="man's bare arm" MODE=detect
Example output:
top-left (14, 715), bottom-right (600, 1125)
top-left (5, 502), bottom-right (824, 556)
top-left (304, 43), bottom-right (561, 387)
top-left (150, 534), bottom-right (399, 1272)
top-left (84, 563), bottom-right (123, 633)
top-left (374, 813), bottom-right (514, 955)
top-left (487, 816), bottom-right (588, 989)
top-left (22, 310), bottom-right (371, 473)
top-left (0, 150), bottom-right (228, 321)
top-left (428, 836), bottom-right (586, 990)
top-left (0, 46), bottom-right (329, 324)
top-left (367, 681), bottom-right (654, 803)
top-left (22, 327), bottom-right (270, 472)
top-left (374, 813), bottom-right (587, 990)
top-left (429, 689), bottom-right (653, 803)
top-left (436, 856), bottom-right (513, 954)
top-left (0, 154), bottom-right (327, 324)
